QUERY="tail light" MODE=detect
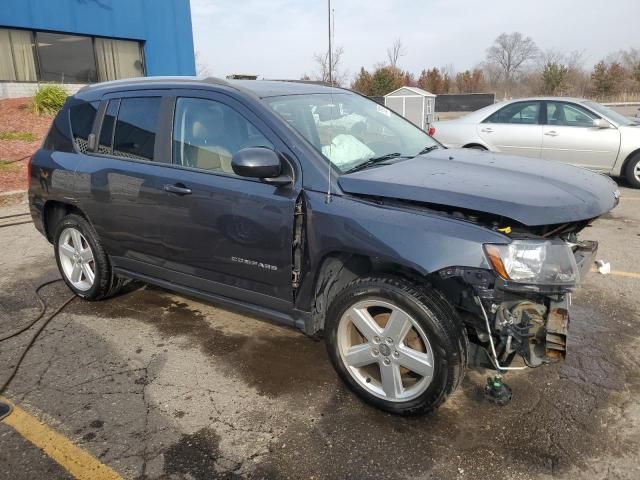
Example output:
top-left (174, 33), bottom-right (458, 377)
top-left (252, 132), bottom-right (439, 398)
top-left (427, 127), bottom-right (436, 137)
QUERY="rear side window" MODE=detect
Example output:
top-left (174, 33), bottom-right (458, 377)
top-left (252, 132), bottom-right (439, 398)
top-left (69, 101), bottom-right (99, 153)
top-left (112, 97), bottom-right (162, 161)
top-left (484, 101), bottom-right (540, 125)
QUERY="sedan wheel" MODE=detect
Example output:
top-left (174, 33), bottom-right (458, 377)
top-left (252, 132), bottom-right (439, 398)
top-left (58, 227), bottom-right (96, 291)
top-left (337, 299), bottom-right (434, 402)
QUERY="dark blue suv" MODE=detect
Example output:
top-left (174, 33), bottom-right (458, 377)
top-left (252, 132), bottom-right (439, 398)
top-left (29, 78), bottom-right (618, 414)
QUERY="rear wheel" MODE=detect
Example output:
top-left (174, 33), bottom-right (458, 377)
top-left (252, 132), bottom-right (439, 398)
top-left (54, 214), bottom-right (125, 300)
top-left (624, 153), bottom-right (640, 189)
top-left (325, 276), bottom-right (467, 415)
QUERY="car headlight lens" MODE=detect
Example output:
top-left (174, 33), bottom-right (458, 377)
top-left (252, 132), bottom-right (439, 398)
top-left (484, 240), bottom-right (578, 285)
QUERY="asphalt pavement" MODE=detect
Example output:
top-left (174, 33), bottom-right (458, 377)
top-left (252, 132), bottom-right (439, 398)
top-left (0, 186), bottom-right (639, 480)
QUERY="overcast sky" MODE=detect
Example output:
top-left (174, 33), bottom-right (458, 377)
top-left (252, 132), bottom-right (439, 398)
top-left (190, 0), bottom-right (639, 81)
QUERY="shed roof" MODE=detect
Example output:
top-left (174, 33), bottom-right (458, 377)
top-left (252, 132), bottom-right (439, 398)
top-left (385, 86), bottom-right (436, 98)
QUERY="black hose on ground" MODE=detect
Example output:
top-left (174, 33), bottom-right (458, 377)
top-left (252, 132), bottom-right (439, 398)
top-left (0, 279), bottom-right (75, 397)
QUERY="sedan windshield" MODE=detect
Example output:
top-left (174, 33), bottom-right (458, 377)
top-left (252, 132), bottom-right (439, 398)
top-left (583, 101), bottom-right (635, 126)
top-left (264, 93), bottom-right (439, 173)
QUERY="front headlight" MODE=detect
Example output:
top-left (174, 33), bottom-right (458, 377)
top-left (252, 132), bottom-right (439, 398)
top-left (484, 240), bottom-right (578, 285)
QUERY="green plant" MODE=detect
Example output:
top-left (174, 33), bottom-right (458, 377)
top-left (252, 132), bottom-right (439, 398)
top-left (0, 131), bottom-right (37, 141)
top-left (30, 84), bottom-right (68, 116)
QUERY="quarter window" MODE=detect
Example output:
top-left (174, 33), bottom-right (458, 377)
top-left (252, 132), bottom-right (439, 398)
top-left (484, 102), bottom-right (540, 125)
top-left (69, 101), bottom-right (99, 153)
top-left (172, 97), bottom-right (273, 173)
top-left (546, 102), bottom-right (598, 127)
top-left (113, 97), bottom-right (162, 161)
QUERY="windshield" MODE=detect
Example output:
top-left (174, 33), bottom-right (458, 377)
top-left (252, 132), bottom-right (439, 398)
top-left (583, 101), bottom-right (635, 126)
top-left (264, 93), bottom-right (439, 172)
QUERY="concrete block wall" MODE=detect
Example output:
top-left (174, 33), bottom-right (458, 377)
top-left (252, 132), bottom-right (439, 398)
top-left (0, 82), bottom-right (86, 99)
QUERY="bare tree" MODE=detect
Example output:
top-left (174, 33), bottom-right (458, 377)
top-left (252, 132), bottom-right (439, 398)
top-left (486, 32), bottom-right (538, 83)
top-left (386, 38), bottom-right (407, 68)
top-left (313, 45), bottom-right (347, 86)
top-left (195, 51), bottom-right (210, 77)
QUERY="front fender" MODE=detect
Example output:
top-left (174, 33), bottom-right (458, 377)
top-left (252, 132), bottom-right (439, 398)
top-left (303, 190), bottom-right (507, 279)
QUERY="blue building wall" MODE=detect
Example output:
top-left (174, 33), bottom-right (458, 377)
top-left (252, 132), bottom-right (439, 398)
top-left (0, 0), bottom-right (196, 76)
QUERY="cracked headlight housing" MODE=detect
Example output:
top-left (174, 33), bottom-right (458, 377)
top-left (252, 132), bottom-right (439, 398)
top-left (484, 240), bottom-right (579, 285)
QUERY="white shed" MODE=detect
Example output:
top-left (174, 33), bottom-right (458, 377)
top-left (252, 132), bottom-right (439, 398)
top-left (384, 86), bottom-right (436, 130)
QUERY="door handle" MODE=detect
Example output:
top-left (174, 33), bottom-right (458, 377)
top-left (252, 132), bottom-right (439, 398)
top-left (544, 131), bottom-right (559, 137)
top-left (481, 128), bottom-right (493, 133)
top-left (163, 183), bottom-right (192, 195)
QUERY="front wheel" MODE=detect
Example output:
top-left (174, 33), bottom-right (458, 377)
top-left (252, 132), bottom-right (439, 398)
top-left (325, 276), bottom-right (467, 415)
top-left (624, 153), bottom-right (640, 189)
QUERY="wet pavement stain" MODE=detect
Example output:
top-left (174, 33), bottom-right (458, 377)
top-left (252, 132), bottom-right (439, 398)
top-left (162, 428), bottom-right (242, 480)
top-left (69, 284), bottom-right (336, 398)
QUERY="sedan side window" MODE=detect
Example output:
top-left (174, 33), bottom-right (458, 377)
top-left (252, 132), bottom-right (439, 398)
top-left (484, 102), bottom-right (540, 125)
top-left (173, 97), bottom-right (273, 174)
top-left (547, 102), bottom-right (598, 127)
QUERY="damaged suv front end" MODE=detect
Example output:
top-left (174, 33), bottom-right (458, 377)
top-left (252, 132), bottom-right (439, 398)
top-left (476, 237), bottom-right (598, 370)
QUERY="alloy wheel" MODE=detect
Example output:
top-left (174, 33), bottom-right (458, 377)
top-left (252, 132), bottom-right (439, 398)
top-left (58, 227), bottom-right (96, 291)
top-left (337, 299), bottom-right (434, 402)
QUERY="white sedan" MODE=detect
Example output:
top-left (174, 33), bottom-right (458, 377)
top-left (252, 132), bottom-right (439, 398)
top-left (432, 97), bottom-right (640, 188)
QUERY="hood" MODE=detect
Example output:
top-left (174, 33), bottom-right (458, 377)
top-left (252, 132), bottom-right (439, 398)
top-left (338, 148), bottom-right (618, 226)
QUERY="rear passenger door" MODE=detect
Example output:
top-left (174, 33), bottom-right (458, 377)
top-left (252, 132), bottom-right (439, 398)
top-left (477, 101), bottom-right (543, 158)
top-left (75, 91), bottom-right (178, 267)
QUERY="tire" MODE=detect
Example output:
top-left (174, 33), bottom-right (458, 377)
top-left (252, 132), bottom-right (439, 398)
top-left (624, 153), bottom-right (640, 189)
top-left (324, 276), bottom-right (467, 415)
top-left (465, 144), bottom-right (487, 151)
top-left (53, 213), bottom-right (125, 300)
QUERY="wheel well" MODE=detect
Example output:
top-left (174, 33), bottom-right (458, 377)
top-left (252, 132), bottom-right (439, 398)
top-left (307, 252), bottom-right (435, 335)
top-left (462, 143), bottom-right (487, 150)
top-left (43, 201), bottom-right (87, 242)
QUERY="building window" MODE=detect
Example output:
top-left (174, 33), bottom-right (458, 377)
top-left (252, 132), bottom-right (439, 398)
top-left (95, 38), bottom-right (144, 81)
top-left (0, 28), bottom-right (37, 81)
top-left (36, 32), bottom-right (97, 83)
top-left (0, 27), bottom-right (144, 83)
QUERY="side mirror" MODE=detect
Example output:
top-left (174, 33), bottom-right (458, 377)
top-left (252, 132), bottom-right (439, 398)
top-left (592, 118), bottom-right (610, 129)
top-left (231, 147), bottom-right (292, 186)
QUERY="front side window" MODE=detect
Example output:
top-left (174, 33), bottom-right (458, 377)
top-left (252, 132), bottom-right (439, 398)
top-left (172, 97), bottom-right (273, 173)
top-left (264, 93), bottom-right (438, 173)
top-left (69, 101), bottom-right (99, 153)
top-left (547, 102), bottom-right (598, 127)
top-left (36, 32), bottom-right (97, 83)
top-left (484, 102), bottom-right (540, 125)
top-left (113, 97), bottom-right (162, 161)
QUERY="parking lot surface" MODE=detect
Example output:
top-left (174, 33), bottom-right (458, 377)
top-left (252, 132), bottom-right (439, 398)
top-left (1, 186), bottom-right (639, 480)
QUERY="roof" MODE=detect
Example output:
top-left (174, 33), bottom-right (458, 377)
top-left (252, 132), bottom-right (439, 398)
top-left (76, 76), bottom-right (348, 100)
top-left (385, 86), bottom-right (436, 98)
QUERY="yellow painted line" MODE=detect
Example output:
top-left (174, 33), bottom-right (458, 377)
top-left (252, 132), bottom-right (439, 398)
top-left (1, 398), bottom-right (122, 480)
top-left (620, 197), bottom-right (640, 201)
top-left (590, 267), bottom-right (640, 279)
